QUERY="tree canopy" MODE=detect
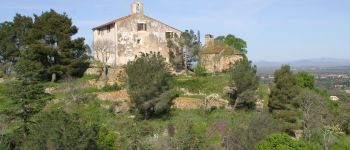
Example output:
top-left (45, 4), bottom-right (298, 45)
top-left (215, 34), bottom-right (247, 54)
top-left (0, 10), bottom-right (90, 81)
top-left (228, 58), bottom-right (259, 110)
top-left (125, 52), bottom-right (177, 119)
top-left (268, 65), bottom-right (301, 134)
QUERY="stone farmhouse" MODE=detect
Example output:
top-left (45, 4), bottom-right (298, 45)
top-left (92, 0), bottom-right (182, 66)
top-left (200, 34), bottom-right (244, 73)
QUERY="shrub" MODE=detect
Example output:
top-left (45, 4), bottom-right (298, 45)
top-left (125, 52), bottom-right (175, 119)
top-left (256, 133), bottom-right (321, 150)
top-left (194, 65), bottom-right (207, 76)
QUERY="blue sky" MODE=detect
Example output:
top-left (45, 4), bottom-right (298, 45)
top-left (1, 0), bottom-right (349, 61)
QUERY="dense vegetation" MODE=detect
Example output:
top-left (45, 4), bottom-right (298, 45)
top-left (1, 10), bottom-right (350, 150)
top-left (0, 10), bottom-right (90, 82)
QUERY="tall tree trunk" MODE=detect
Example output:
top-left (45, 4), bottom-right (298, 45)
top-left (232, 97), bottom-right (240, 111)
top-left (51, 73), bottom-right (56, 82)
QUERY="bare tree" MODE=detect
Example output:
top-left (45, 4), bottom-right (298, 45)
top-left (92, 40), bottom-right (115, 83)
top-left (298, 89), bottom-right (329, 143)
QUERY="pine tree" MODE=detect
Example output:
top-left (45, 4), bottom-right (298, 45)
top-left (228, 58), bottom-right (259, 110)
top-left (268, 65), bottom-right (301, 134)
top-left (125, 52), bottom-right (176, 119)
top-left (13, 10), bottom-right (89, 81)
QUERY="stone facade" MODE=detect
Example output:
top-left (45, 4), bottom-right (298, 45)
top-left (200, 35), bottom-right (244, 73)
top-left (92, 0), bottom-right (182, 66)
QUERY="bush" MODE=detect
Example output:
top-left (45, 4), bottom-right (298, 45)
top-left (194, 65), bottom-right (207, 76)
top-left (125, 52), bottom-right (175, 119)
top-left (256, 133), bottom-right (321, 150)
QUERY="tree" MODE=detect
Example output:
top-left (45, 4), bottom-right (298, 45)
top-left (215, 34), bottom-right (247, 54)
top-left (92, 39), bottom-right (115, 83)
top-left (228, 58), bottom-right (259, 110)
top-left (225, 113), bottom-right (280, 150)
top-left (14, 10), bottom-right (89, 82)
top-left (0, 14), bottom-right (33, 75)
top-left (2, 81), bottom-right (51, 137)
top-left (268, 65), bottom-right (301, 134)
top-left (0, 22), bottom-right (18, 75)
top-left (256, 133), bottom-right (320, 150)
top-left (296, 71), bottom-right (315, 89)
top-left (167, 29), bottom-right (201, 71)
top-left (125, 52), bottom-right (177, 119)
top-left (321, 125), bottom-right (345, 150)
top-left (298, 89), bottom-right (329, 143)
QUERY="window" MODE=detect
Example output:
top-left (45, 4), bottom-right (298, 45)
top-left (165, 32), bottom-right (174, 39)
top-left (137, 23), bottom-right (147, 31)
top-left (107, 26), bottom-right (111, 33)
top-left (137, 39), bottom-right (141, 44)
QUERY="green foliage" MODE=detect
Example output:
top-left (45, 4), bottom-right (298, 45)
top-left (226, 112), bottom-right (280, 150)
top-left (215, 34), bottom-right (247, 54)
top-left (269, 65), bottom-right (299, 110)
top-left (101, 83), bottom-right (121, 92)
top-left (82, 74), bottom-right (98, 81)
top-left (1, 10), bottom-right (89, 81)
top-left (22, 110), bottom-right (98, 150)
top-left (125, 52), bottom-right (176, 119)
top-left (269, 65), bottom-right (301, 134)
top-left (331, 136), bottom-right (350, 150)
top-left (2, 81), bottom-right (52, 135)
top-left (228, 58), bottom-right (259, 110)
top-left (14, 59), bottom-right (46, 81)
top-left (298, 89), bottom-right (331, 143)
top-left (171, 121), bottom-right (207, 150)
top-left (167, 29), bottom-right (201, 70)
top-left (194, 65), bottom-right (207, 77)
top-left (256, 133), bottom-right (321, 150)
top-left (171, 73), bottom-right (229, 95)
top-left (296, 71), bottom-right (315, 89)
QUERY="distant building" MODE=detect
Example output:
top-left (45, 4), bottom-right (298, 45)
top-left (199, 34), bottom-right (244, 73)
top-left (330, 96), bottom-right (340, 101)
top-left (92, 0), bottom-right (182, 66)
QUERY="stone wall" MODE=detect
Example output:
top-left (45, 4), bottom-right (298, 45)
top-left (93, 13), bottom-right (182, 67)
top-left (201, 54), bottom-right (243, 73)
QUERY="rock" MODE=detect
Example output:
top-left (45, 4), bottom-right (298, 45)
top-left (128, 115), bottom-right (135, 119)
top-left (172, 97), bottom-right (202, 110)
top-left (172, 95), bottom-right (229, 110)
top-left (44, 87), bottom-right (56, 94)
top-left (114, 102), bottom-right (129, 114)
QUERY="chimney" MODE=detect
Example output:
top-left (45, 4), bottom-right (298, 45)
top-left (131, 0), bottom-right (144, 15)
top-left (205, 34), bottom-right (214, 45)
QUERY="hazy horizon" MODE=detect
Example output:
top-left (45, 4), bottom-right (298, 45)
top-left (1, 0), bottom-right (349, 61)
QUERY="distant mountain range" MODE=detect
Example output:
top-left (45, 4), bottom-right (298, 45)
top-left (254, 58), bottom-right (350, 68)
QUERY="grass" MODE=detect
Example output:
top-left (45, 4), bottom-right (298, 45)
top-left (331, 135), bottom-right (350, 150)
top-left (82, 74), bottom-right (98, 81)
top-left (171, 73), bottom-right (230, 95)
top-left (0, 83), bottom-right (11, 111)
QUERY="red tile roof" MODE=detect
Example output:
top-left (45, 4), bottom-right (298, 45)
top-left (92, 14), bottom-right (181, 32)
top-left (92, 15), bottom-right (133, 30)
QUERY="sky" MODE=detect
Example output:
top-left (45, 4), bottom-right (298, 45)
top-left (0, 0), bottom-right (349, 61)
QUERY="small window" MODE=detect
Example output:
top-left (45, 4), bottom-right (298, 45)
top-left (137, 23), bottom-right (147, 31)
top-left (107, 26), bottom-right (111, 33)
top-left (166, 32), bottom-right (174, 39)
top-left (137, 39), bottom-right (141, 44)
